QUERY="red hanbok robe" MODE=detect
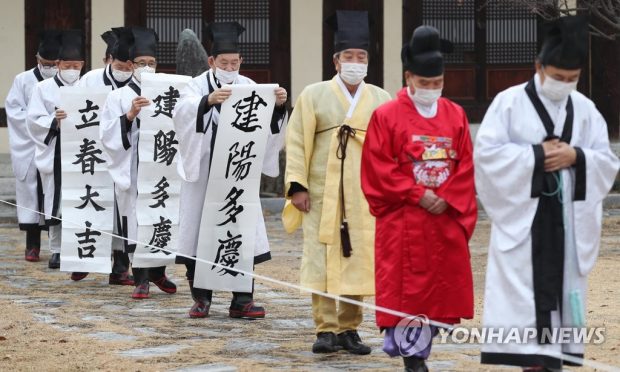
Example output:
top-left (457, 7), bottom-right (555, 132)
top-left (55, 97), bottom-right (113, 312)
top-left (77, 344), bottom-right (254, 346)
top-left (361, 88), bottom-right (476, 327)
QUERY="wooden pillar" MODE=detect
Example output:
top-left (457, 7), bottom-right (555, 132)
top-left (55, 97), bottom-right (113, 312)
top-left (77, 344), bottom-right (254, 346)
top-left (590, 19), bottom-right (620, 138)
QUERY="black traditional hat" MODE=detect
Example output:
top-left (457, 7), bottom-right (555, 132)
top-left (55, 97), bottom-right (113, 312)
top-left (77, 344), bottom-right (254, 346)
top-left (37, 30), bottom-right (62, 60)
top-left (111, 27), bottom-right (133, 61)
top-left (401, 25), bottom-right (451, 77)
top-left (130, 27), bottom-right (158, 59)
top-left (206, 21), bottom-right (245, 56)
top-left (58, 29), bottom-right (84, 61)
top-left (539, 15), bottom-right (589, 70)
top-left (101, 30), bottom-right (118, 58)
top-left (326, 10), bottom-right (370, 53)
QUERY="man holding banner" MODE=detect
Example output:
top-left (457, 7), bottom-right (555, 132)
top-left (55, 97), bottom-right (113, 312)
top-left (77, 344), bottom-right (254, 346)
top-left (70, 27), bottom-right (135, 285)
top-left (100, 27), bottom-right (177, 299)
top-left (27, 30), bottom-right (86, 270)
top-left (283, 11), bottom-right (391, 354)
top-left (173, 21), bottom-right (288, 319)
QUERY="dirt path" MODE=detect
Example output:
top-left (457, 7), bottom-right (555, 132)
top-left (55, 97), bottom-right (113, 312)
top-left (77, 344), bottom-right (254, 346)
top-left (0, 213), bottom-right (619, 371)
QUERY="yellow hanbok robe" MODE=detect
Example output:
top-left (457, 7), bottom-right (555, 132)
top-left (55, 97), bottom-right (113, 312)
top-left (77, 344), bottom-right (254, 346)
top-left (284, 76), bottom-right (391, 295)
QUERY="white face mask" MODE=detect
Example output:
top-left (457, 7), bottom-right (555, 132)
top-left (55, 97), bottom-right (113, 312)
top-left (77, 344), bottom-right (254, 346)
top-left (339, 62), bottom-right (368, 85)
top-left (215, 68), bottom-right (239, 84)
top-left (112, 68), bottom-right (133, 83)
top-left (38, 64), bottom-right (58, 79)
top-left (59, 68), bottom-right (80, 84)
top-left (133, 66), bottom-right (155, 82)
top-left (540, 69), bottom-right (578, 102)
top-left (410, 85), bottom-right (442, 106)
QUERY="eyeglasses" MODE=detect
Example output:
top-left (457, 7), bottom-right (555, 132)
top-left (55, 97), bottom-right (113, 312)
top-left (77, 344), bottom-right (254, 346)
top-left (133, 61), bottom-right (157, 68)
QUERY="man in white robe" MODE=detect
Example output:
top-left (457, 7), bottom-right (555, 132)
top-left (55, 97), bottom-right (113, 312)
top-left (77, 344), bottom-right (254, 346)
top-left (173, 21), bottom-right (288, 319)
top-left (71, 27), bottom-right (134, 285)
top-left (475, 16), bottom-right (620, 370)
top-left (100, 29), bottom-right (116, 66)
top-left (27, 29), bottom-right (85, 269)
top-left (6, 30), bottom-right (60, 262)
top-left (100, 26), bottom-right (177, 299)
top-left (80, 28), bottom-right (133, 90)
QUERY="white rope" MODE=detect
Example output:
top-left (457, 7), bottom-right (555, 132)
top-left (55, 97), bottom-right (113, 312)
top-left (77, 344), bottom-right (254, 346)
top-left (0, 198), bottom-right (617, 371)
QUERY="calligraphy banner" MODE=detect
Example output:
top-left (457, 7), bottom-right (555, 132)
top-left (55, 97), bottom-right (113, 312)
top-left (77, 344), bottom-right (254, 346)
top-left (59, 86), bottom-right (113, 273)
top-left (133, 73), bottom-right (191, 267)
top-left (195, 84), bottom-right (277, 292)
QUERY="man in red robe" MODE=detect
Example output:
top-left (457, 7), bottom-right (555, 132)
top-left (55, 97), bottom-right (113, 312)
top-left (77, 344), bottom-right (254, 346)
top-left (361, 25), bottom-right (477, 372)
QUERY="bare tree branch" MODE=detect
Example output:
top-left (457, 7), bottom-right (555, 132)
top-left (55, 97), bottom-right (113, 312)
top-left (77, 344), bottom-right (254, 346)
top-left (481, 0), bottom-right (620, 39)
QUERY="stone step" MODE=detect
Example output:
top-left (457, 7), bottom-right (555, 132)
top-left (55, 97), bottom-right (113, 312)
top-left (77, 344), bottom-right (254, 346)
top-left (0, 162), bottom-right (13, 177)
top-left (0, 178), bottom-right (15, 197)
top-left (0, 196), bottom-right (17, 224)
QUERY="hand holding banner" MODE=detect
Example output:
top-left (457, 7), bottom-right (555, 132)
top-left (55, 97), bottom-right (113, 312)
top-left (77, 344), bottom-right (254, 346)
top-left (195, 84), bottom-right (278, 292)
top-left (59, 86), bottom-right (113, 273)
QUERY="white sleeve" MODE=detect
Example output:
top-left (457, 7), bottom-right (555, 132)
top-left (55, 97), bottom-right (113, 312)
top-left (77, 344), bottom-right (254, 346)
top-left (27, 82), bottom-right (57, 175)
top-left (474, 94), bottom-right (540, 251)
top-left (573, 105), bottom-right (620, 275)
top-left (5, 74), bottom-right (33, 180)
top-left (173, 78), bottom-right (214, 182)
top-left (261, 110), bottom-right (288, 177)
top-left (5, 74), bottom-right (27, 125)
top-left (100, 90), bottom-right (133, 191)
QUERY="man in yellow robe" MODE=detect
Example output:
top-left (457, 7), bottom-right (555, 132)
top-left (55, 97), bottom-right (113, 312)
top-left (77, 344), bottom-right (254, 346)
top-left (283, 10), bottom-right (391, 355)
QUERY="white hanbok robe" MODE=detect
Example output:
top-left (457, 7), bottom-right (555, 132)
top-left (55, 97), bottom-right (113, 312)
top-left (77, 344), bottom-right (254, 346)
top-left (475, 74), bottom-right (619, 368)
top-left (5, 67), bottom-right (45, 229)
top-left (173, 69), bottom-right (287, 263)
top-left (79, 65), bottom-right (129, 90)
top-left (99, 79), bottom-right (141, 254)
top-left (27, 75), bottom-right (79, 225)
top-left (79, 64), bottom-right (128, 252)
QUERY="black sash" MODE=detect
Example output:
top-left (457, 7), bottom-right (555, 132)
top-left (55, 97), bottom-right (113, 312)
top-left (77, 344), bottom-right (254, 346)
top-left (128, 81), bottom-right (142, 129)
top-left (33, 67), bottom-right (44, 82)
top-left (315, 123), bottom-right (367, 257)
top-left (525, 79), bottom-right (573, 343)
top-left (196, 71), bottom-right (222, 133)
top-left (43, 75), bottom-right (65, 225)
top-left (104, 65), bottom-right (129, 89)
top-left (53, 75), bottom-right (64, 88)
top-left (50, 129), bottom-right (62, 224)
top-left (336, 125), bottom-right (355, 257)
top-left (103, 67), bottom-right (113, 87)
top-left (128, 81), bottom-right (141, 96)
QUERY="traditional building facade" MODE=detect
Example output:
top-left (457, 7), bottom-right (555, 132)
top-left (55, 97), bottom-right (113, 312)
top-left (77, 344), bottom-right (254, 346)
top-left (1, 0), bottom-right (614, 155)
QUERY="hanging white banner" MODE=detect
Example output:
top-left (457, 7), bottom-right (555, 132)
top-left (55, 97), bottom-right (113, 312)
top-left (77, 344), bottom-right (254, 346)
top-left (133, 73), bottom-right (191, 268)
top-left (59, 86), bottom-right (113, 273)
top-left (195, 84), bottom-right (277, 292)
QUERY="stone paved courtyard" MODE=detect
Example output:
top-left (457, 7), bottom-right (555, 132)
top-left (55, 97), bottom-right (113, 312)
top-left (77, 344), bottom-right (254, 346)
top-left (0, 209), bottom-right (619, 371)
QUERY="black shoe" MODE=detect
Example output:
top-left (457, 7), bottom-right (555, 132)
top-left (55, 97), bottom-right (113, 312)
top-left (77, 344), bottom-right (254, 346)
top-left (229, 301), bottom-right (265, 319)
top-left (188, 280), bottom-right (212, 318)
top-left (25, 247), bottom-right (40, 262)
top-left (132, 282), bottom-right (150, 299)
top-left (111, 250), bottom-right (130, 273)
top-left (404, 356), bottom-right (428, 372)
top-left (70, 272), bottom-right (89, 281)
top-left (48, 253), bottom-right (60, 269)
top-left (109, 271), bottom-right (135, 286)
top-left (148, 266), bottom-right (177, 294)
top-left (337, 330), bottom-right (371, 355)
top-left (150, 275), bottom-right (177, 294)
top-left (312, 332), bottom-right (341, 354)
